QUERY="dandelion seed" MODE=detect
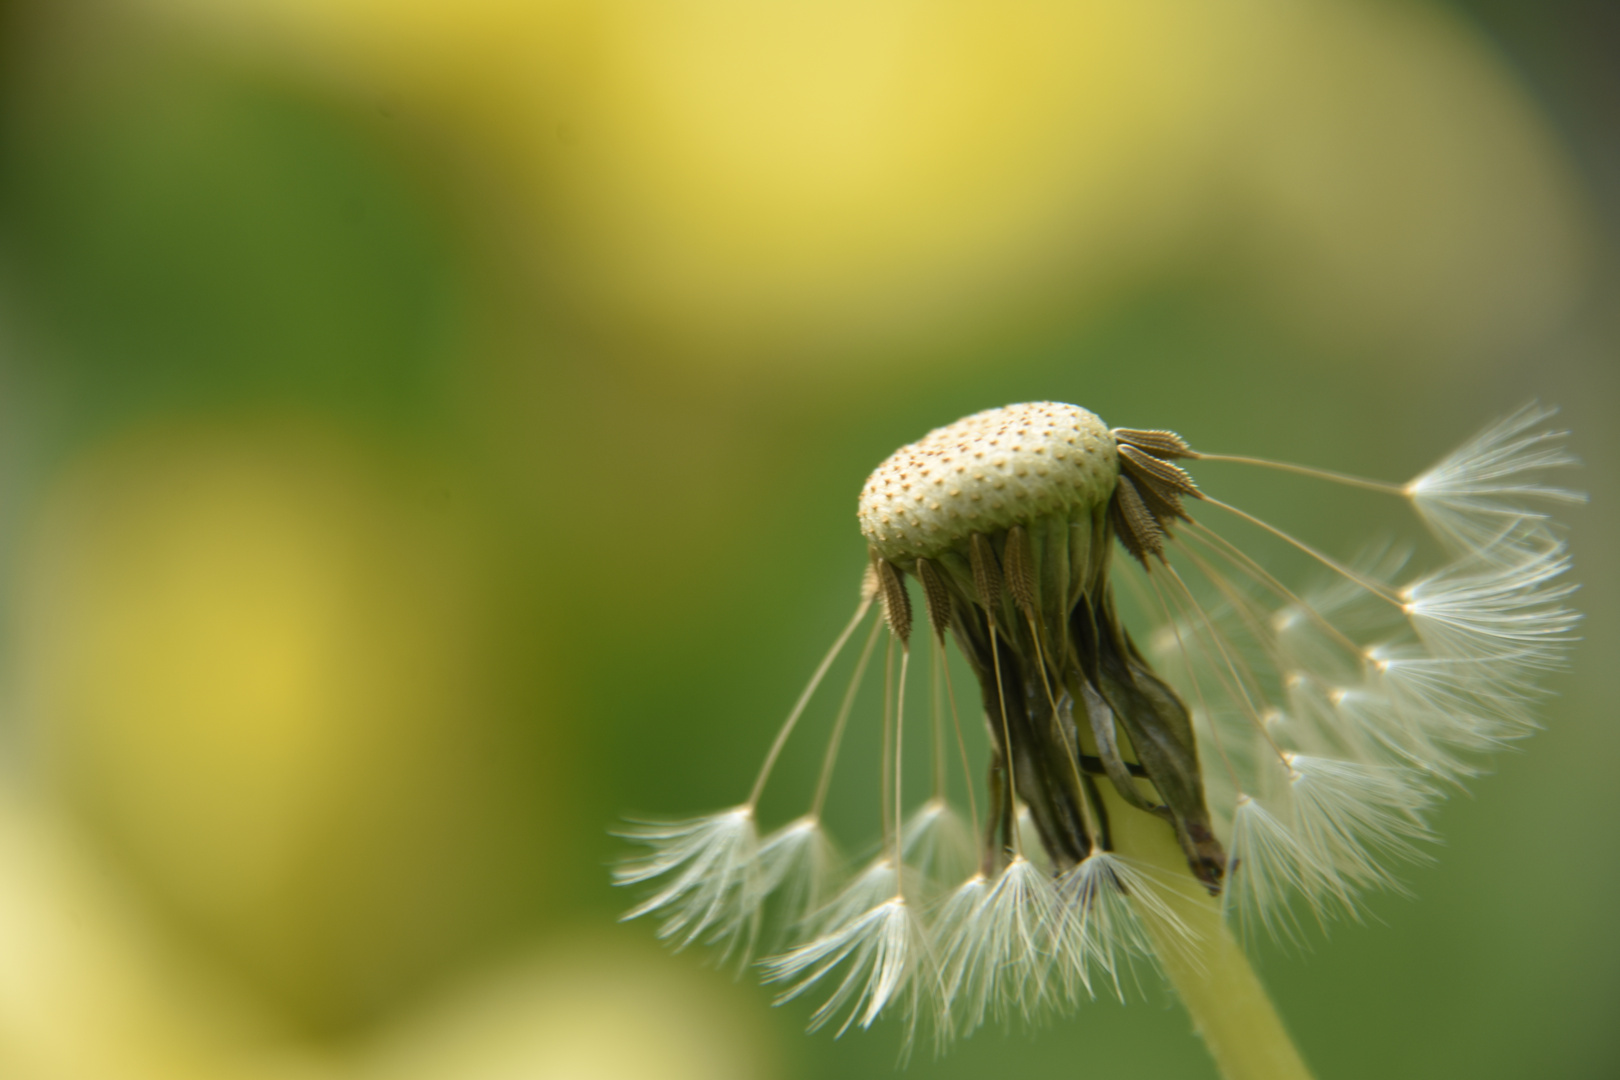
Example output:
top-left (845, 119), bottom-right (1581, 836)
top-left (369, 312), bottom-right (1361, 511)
top-left (1286, 754), bottom-right (1437, 901)
top-left (901, 798), bottom-right (976, 897)
top-left (931, 874), bottom-right (991, 1037)
top-left (757, 816), bottom-right (842, 935)
top-left (614, 807), bottom-right (759, 953)
top-left (762, 896), bottom-right (936, 1048)
top-left (1405, 537), bottom-right (1579, 666)
top-left (1405, 402), bottom-right (1585, 554)
top-left (1370, 647), bottom-right (1542, 751)
top-left (615, 589), bottom-right (879, 960)
top-left (1224, 794), bottom-right (1334, 943)
top-left (809, 856), bottom-right (899, 937)
top-left (613, 400), bottom-right (1579, 1066)
top-left (1057, 851), bottom-right (1194, 1001)
top-left (938, 856), bottom-right (1062, 1032)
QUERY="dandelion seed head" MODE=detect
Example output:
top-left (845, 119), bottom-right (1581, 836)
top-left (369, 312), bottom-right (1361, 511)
top-left (614, 400), bottom-right (1579, 1048)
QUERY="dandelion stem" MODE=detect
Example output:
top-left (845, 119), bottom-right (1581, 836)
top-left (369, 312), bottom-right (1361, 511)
top-left (1103, 786), bottom-right (1316, 1080)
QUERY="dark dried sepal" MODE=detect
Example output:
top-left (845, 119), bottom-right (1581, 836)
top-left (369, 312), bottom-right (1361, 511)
top-left (1119, 443), bottom-right (1201, 499)
top-left (1111, 473), bottom-right (1166, 564)
top-left (1003, 525), bottom-right (1039, 619)
top-left (1089, 614), bottom-right (1226, 893)
top-left (970, 532), bottom-right (1004, 609)
top-left (1112, 427), bottom-right (1195, 459)
top-left (915, 557), bottom-right (953, 643)
top-left (1080, 682), bottom-right (1159, 815)
top-left (1131, 467), bottom-right (1188, 529)
top-left (1111, 428), bottom-right (1208, 568)
top-left (859, 562), bottom-right (880, 601)
top-left (872, 553), bottom-right (913, 647)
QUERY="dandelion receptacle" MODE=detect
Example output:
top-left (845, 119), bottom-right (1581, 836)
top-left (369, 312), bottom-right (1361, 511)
top-left (614, 401), bottom-right (1579, 1078)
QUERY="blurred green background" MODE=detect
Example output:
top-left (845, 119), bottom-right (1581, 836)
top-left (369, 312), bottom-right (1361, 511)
top-left (0, 1), bottom-right (1614, 1077)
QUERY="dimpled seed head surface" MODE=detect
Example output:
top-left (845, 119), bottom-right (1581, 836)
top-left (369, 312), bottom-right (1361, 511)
top-left (858, 402), bottom-right (1118, 562)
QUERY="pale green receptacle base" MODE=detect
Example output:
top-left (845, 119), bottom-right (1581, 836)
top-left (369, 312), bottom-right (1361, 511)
top-left (1105, 789), bottom-right (1316, 1080)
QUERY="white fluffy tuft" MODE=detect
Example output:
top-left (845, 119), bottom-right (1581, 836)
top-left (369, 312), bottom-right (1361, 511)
top-left (615, 807), bottom-right (761, 955)
top-left (1406, 403), bottom-right (1584, 555)
top-left (762, 897), bottom-right (936, 1049)
top-left (937, 857), bottom-right (1061, 1033)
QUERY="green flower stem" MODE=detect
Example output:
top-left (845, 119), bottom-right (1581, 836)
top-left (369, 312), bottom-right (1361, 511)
top-left (1105, 788), bottom-right (1316, 1080)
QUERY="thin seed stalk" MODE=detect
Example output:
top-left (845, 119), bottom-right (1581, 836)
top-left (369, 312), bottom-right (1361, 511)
top-left (1104, 786), bottom-right (1315, 1080)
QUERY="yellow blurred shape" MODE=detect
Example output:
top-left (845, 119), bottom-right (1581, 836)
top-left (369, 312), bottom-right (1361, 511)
top-left (18, 420), bottom-right (514, 1030)
top-left (129, 0), bottom-right (1585, 371)
top-left (535, 0), bottom-right (1225, 359)
top-left (362, 934), bottom-right (771, 1080)
top-left (0, 792), bottom-right (333, 1080)
top-left (1234, 0), bottom-right (1584, 359)
top-left (0, 796), bottom-right (758, 1080)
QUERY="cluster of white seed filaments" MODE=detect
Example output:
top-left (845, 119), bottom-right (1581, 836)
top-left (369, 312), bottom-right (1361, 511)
top-left (615, 401), bottom-right (1578, 1048)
